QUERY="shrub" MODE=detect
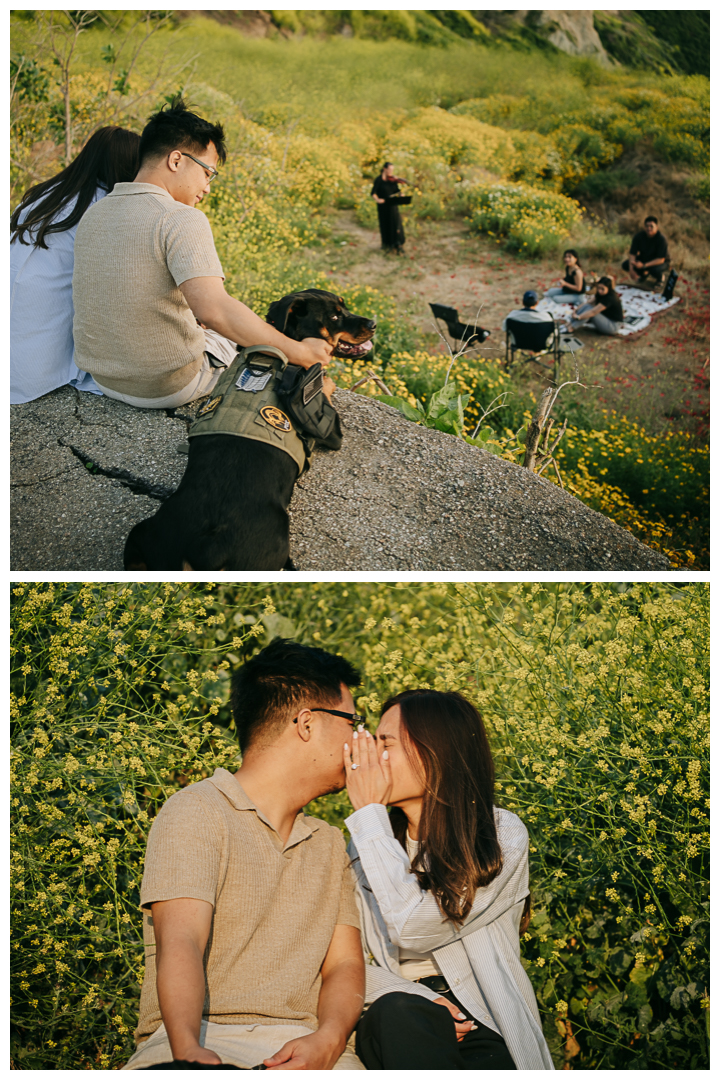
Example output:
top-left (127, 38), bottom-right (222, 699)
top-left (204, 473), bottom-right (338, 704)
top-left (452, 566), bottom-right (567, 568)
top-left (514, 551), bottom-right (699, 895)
top-left (574, 167), bottom-right (641, 201)
top-left (202, 177), bottom-right (314, 318)
top-left (378, 380), bottom-right (469, 436)
top-left (391, 107), bottom-right (512, 171)
top-left (555, 414), bottom-right (709, 567)
top-left (467, 182), bottom-right (583, 255)
top-left (506, 207), bottom-right (573, 257)
top-left (557, 416), bottom-right (708, 519)
top-left (638, 11), bottom-right (710, 78)
top-left (560, 466), bottom-right (705, 570)
top-left (451, 78), bottom-right (708, 189)
top-left (686, 174), bottom-right (710, 204)
top-left (10, 584), bottom-right (252, 1069)
top-left (335, 348), bottom-right (524, 436)
top-left (338, 344), bottom-right (707, 567)
top-left (493, 128), bottom-right (565, 188)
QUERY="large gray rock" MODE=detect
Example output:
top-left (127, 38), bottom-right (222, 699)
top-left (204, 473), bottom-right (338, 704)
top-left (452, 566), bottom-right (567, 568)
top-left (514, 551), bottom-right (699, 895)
top-left (290, 392), bottom-right (668, 570)
top-left (11, 388), bottom-right (185, 571)
top-left (11, 451), bottom-right (160, 572)
top-left (10, 387), bottom-right (669, 571)
top-left (509, 10), bottom-right (612, 65)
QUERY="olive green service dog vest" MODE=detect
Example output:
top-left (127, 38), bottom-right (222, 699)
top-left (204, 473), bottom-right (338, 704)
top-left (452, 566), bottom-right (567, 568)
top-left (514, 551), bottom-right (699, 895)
top-left (189, 346), bottom-right (310, 474)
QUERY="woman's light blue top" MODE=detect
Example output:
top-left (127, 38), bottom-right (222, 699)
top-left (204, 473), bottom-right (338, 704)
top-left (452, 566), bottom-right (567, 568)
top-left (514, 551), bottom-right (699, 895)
top-left (346, 802), bottom-right (555, 1070)
top-left (11, 186), bottom-right (106, 404)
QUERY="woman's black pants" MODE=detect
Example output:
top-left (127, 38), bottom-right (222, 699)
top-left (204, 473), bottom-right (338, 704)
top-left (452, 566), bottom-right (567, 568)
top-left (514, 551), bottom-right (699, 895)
top-left (355, 990), bottom-right (516, 1070)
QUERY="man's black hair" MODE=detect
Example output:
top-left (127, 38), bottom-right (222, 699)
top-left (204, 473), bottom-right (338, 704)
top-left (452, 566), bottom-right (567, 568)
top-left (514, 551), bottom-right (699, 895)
top-left (230, 638), bottom-right (361, 753)
top-left (644, 215), bottom-right (659, 225)
top-left (138, 95), bottom-right (227, 168)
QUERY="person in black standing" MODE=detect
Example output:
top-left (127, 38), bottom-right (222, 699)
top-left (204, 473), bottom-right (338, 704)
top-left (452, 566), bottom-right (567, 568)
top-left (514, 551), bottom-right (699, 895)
top-left (371, 161), bottom-right (408, 254)
top-left (621, 216), bottom-right (670, 287)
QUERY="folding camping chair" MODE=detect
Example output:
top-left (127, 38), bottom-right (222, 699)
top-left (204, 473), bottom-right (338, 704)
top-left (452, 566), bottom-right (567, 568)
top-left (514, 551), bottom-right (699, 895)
top-left (429, 302), bottom-right (490, 351)
top-left (505, 317), bottom-right (561, 383)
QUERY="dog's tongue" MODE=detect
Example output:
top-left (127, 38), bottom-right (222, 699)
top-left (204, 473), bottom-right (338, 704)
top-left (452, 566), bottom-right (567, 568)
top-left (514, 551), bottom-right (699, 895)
top-left (334, 339), bottom-right (373, 358)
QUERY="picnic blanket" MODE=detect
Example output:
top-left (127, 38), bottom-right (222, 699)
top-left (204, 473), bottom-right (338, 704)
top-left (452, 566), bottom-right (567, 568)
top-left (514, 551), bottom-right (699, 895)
top-left (539, 285), bottom-right (680, 337)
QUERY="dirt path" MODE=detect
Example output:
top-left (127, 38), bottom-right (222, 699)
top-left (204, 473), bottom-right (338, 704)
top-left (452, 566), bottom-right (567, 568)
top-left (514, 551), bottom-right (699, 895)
top-left (313, 211), bottom-right (709, 436)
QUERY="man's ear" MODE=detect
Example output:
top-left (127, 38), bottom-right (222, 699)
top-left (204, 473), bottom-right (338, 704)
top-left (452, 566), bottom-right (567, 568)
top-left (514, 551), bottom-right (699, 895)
top-left (294, 707), bottom-right (313, 743)
top-left (167, 150), bottom-right (183, 173)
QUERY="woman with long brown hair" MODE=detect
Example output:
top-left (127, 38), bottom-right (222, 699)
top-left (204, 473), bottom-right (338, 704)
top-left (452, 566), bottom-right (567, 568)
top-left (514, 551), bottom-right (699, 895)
top-left (343, 689), bottom-right (553, 1070)
top-left (545, 248), bottom-right (586, 305)
top-left (11, 126), bottom-right (140, 404)
top-left (567, 275), bottom-right (623, 335)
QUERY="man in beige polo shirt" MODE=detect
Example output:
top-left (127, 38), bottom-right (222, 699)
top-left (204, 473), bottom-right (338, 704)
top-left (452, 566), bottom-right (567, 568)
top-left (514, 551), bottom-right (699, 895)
top-left (73, 98), bottom-right (331, 409)
top-left (123, 639), bottom-right (366, 1070)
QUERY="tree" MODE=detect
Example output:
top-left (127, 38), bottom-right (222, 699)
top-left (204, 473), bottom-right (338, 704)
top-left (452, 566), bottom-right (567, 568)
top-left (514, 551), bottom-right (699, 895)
top-left (45, 10), bottom-right (98, 165)
top-left (11, 10), bottom-right (195, 201)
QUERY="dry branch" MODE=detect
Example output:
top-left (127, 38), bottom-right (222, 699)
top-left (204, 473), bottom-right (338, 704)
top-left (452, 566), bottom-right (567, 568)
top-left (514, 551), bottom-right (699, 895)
top-left (350, 370), bottom-right (392, 396)
top-left (523, 352), bottom-right (600, 479)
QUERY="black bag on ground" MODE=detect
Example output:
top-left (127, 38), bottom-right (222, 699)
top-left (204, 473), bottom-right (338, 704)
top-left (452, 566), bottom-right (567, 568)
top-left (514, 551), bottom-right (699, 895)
top-left (662, 269), bottom-right (678, 302)
top-left (276, 363), bottom-right (343, 450)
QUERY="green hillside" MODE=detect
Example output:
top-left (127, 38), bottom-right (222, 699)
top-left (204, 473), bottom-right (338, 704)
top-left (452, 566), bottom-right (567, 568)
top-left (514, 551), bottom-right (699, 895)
top-left (195, 10), bottom-right (709, 75)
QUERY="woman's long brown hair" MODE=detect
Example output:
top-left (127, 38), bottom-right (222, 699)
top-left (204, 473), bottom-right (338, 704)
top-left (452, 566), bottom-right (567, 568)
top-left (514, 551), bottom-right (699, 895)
top-left (383, 688), bottom-right (503, 924)
top-left (11, 126), bottom-right (140, 249)
top-left (595, 275), bottom-right (620, 306)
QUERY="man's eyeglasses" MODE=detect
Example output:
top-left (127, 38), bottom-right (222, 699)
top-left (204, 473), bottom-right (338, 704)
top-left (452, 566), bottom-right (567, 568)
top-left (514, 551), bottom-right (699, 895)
top-left (181, 151), bottom-right (219, 183)
top-left (293, 707), bottom-right (366, 731)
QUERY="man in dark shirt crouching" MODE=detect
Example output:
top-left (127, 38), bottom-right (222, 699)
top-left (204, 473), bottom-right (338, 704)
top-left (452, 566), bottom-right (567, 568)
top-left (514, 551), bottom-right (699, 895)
top-left (622, 216), bottom-right (670, 288)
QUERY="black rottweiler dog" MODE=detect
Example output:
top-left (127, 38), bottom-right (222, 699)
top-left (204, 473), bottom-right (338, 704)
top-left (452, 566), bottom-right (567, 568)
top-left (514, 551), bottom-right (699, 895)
top-left (123, 290), bottom-right (375, 571)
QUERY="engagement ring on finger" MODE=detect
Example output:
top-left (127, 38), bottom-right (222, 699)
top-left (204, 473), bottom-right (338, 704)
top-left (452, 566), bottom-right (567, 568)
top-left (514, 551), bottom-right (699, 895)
top-left (351, 763), bottom-right (360, 770)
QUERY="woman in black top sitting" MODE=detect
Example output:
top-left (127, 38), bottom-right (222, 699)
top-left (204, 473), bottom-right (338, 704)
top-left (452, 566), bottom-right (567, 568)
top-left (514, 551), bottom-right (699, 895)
top-left (567, 276), bottom-right (623, 335)
top-left (545, 249), bottom-right (586, 305)
top-left (371, 161), bottom-right (408, 254)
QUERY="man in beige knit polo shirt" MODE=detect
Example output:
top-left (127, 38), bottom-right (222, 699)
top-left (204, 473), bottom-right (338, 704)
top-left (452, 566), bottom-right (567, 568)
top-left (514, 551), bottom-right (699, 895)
top-left (123, 639), bottom-right (366, 1070)
top-left (73, 98), bottom-right (331, 409)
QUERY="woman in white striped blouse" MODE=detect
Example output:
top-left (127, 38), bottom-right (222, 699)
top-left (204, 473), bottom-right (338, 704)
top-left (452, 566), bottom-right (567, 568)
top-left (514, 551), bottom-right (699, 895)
top-left (343, 689), bottom-right (554, 1070)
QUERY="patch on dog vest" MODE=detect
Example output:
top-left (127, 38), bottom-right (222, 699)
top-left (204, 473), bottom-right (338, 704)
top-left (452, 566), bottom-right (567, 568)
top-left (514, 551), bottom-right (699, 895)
top-left (196, 394), bottom-right (223, 418)
top-left (260, 405), bottom-right (292, 432)
top-left (302, 368), bottom-right (324, 406)
top-left (236, 368), bottom-right (273, 393)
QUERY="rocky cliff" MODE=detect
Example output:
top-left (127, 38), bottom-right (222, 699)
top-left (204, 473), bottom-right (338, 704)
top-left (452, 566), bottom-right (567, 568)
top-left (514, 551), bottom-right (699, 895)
top-left (11, 387), bottom-right (669, 572)
top-left (509, 10), bottom-right (612, 65)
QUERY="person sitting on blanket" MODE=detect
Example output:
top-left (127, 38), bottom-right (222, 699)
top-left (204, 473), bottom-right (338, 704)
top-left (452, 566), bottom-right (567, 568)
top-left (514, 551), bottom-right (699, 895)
top-left (567, 277), bottom-right (623, 336)
top-left (544, 249), bottom-right (586, 305)
top-left (621, 216), bottom-right (670, 288)
top-left (501, 290), bottom-right (554, 331)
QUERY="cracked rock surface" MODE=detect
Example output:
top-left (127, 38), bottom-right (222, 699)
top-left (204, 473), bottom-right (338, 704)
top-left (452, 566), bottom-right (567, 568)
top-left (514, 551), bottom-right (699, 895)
top-left (11, 386), bottom-right (669, 572)
top-left (11, 388), bottom-right (185, 571)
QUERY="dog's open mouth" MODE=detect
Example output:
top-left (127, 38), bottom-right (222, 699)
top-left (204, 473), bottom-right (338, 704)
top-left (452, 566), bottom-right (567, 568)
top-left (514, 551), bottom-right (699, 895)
top-left (332, 338), bottom-right (374, 359)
